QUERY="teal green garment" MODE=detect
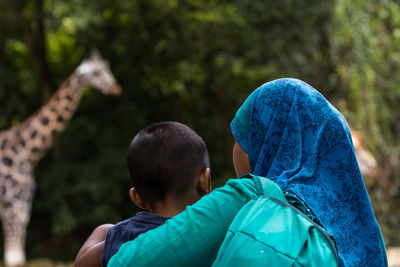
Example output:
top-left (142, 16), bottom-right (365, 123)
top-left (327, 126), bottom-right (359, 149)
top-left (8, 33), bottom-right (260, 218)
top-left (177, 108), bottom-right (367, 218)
top-left (108, 176), bottom-right (283, 267)
top-left (213, 176), bottom-right (338, 267)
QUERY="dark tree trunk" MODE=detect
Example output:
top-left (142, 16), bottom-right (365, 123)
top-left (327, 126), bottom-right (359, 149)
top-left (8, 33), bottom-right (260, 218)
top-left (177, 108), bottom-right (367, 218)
top-left (15, 0), bottom-right (55, 101)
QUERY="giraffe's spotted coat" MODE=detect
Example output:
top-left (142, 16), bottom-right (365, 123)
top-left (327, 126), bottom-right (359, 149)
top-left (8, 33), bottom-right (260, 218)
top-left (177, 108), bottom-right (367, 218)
top-left (2, 157), bottom-right (13, 167)
top-left (0, 51), bottom-right (121, 267)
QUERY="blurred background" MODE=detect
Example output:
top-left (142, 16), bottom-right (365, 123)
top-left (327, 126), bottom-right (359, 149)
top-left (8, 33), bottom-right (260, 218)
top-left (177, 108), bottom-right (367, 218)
top-left (0, 0), bottom-right (399, 264)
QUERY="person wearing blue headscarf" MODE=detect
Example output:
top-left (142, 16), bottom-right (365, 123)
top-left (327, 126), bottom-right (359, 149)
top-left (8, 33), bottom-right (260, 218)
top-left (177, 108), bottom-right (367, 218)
top-left (231, 78), bottom-right (387, 266)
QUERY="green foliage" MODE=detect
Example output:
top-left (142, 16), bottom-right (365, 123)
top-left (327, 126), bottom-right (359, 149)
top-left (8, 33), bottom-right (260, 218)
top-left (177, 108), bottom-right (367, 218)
top-left (0, 0), bottom-right (399, 260)
top-left (330, 0), bottom-right (400, 244)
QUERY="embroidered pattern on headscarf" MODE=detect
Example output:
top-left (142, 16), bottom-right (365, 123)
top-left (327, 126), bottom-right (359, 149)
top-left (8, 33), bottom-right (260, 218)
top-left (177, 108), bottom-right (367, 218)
top-left (231, 78), bottom-right (386, 267)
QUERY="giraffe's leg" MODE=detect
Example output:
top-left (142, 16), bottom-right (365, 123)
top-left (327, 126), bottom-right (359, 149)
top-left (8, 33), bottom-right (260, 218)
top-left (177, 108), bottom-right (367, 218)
top-left (2, 216), bottom-right (26, 267)
top-left (1, 179), bottom-right (35, 267)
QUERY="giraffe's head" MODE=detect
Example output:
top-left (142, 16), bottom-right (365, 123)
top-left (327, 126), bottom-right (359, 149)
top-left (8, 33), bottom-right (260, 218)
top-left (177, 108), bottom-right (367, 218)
top-left (76, 50), bottom-right (122, 96)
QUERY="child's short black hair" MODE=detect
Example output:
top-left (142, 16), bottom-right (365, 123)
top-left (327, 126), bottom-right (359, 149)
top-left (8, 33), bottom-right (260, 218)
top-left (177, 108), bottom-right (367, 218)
top-left (127, 121), bottom-right (210, 205)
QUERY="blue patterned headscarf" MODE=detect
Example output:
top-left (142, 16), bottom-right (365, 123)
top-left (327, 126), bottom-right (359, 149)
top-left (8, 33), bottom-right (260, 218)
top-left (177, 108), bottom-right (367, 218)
top-left (231, 78), bottom-right (386, 266)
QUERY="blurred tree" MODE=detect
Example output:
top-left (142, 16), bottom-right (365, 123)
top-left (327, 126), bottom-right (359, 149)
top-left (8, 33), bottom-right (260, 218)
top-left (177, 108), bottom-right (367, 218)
top-left (330, 0), bottom-right (400, 244)
top-left (14, 0), bottom-right (55, 99)
top-left (0, 0), bottom-right (398, 262)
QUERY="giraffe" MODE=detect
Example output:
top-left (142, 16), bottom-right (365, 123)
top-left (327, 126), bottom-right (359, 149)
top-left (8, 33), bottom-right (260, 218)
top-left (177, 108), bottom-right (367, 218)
top-left (0, 51), bottom-right (121, 267)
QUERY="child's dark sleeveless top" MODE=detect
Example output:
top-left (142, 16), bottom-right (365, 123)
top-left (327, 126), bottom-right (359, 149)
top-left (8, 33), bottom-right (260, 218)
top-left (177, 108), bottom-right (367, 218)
top-left (101, 211), bottom-right (169, 266)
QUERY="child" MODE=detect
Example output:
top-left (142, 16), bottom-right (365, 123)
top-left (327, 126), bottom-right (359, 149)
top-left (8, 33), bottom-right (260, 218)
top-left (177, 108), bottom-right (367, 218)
top-left (74, 121), bottom-right (211, 267)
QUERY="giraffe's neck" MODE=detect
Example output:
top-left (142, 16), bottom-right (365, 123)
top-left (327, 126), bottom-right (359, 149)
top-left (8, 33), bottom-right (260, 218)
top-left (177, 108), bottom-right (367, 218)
top-left (13, 71), bottom-right (86, 165)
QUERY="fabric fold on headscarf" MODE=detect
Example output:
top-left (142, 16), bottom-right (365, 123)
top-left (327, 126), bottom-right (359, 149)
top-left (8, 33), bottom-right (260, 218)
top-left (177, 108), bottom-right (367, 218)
top-left (231, 78), bottom-right (386, 267)
top-left (231, 89), bottom-right (258, 143)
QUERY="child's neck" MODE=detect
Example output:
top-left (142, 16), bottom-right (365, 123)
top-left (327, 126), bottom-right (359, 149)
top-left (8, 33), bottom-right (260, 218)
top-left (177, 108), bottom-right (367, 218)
top-left (151, 194), bottom-right (200, 217)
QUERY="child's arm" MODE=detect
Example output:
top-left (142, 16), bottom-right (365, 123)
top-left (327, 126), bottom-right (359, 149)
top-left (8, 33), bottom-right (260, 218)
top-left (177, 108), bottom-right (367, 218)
top-left (74, 224), bottom-right (113, 267)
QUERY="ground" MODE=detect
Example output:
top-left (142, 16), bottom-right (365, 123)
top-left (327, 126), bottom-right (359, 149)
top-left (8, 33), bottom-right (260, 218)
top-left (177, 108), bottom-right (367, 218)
top-left (0, 259), bottom-right (72, 267)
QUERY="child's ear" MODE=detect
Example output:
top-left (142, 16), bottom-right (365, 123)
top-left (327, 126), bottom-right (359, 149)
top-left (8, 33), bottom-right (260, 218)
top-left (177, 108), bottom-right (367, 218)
top-left (197, 168), bottom-right (211, 196)
top-left (129, 187), bottom-right (149, 210)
